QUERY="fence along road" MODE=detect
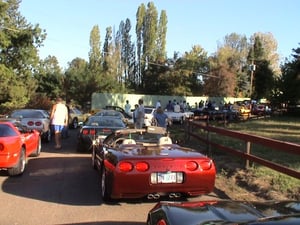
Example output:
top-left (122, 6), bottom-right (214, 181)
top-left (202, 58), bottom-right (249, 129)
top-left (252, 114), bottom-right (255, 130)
top-left (185, 120), bottom-right (300, 179)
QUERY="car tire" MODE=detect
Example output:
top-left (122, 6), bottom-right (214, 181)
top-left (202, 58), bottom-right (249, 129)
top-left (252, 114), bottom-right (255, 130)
top-left (101, 167), bottom-right (112, 202)
top-left (71, 118), bottom-right (78, 129)
top-left (30, 136), bottom-right (41, 157)
top-left (7, 147), bottom-right (26, 176)
top-left (43, 130), bottom-right (51, 143)
top-left (180, 117), bottom-right (184, 124)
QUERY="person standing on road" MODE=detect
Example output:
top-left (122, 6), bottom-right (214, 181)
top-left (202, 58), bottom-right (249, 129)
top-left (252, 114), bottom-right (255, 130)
top-left (124, 100), bottom-right (131, 116)
top-left (154, 106), bottom-right (170, 128)
top-left (136, 99), bottom-right (145, 129)
top-left (50, 97), bottom-right (68, 149)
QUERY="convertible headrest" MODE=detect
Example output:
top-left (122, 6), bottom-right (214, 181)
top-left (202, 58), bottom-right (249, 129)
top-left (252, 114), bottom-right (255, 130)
top-left (158, 136), bottom-right (172, 145)
top-left (122, 139), bottom-right (136, 145)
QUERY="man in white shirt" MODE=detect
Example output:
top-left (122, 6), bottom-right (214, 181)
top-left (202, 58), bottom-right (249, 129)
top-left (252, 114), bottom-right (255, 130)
top-left (50, 97), bottom-right (68, 149)
top-left (174, 103), bottom-right (181, 113)
top-left (136, 99), bottom-right (145, 129)
top-left (124, 100), bottom-right (131, 115)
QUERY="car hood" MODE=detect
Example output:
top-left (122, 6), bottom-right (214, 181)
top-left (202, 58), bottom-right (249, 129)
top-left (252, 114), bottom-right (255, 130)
top-left (147, 200), bottom-right (300, 225)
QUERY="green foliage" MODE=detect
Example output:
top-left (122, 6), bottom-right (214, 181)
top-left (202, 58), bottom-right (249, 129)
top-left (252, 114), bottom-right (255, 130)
top-left (1, 1), bottom-right (298, 112)
top-left (0, 0), bottom-right (46, 113)
top-left (279, 46), bottom-right (300, 103)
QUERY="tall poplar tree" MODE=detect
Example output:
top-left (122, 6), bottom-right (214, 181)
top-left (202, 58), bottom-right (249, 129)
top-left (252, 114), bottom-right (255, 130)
top-left (142, 2), bottom-right (158, 64)
top-left (135, 4), bottom-right (146, 86)
top-left (156, 10), bottom-right (167, 61)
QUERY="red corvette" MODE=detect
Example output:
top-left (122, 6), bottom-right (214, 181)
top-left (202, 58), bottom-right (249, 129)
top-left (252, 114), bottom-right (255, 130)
top-left (0, 120), bottom-right (41, 176)
top-left (91, 126), bottom-right (216, 201)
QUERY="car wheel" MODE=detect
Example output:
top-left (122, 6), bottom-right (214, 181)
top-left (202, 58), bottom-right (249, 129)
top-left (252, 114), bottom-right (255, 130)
top-left (7, 147), bottom-right (26, 176)
top-left (43, 130), bottom-right (51, 143)
top-left (72, 118), bottom-right (78, 129)
top-left (101, 167), bottom-right (112, 202)
top-left (180, 117), bottom-right (184, 124)
top-left (30, 136), bottom-right (41, 157)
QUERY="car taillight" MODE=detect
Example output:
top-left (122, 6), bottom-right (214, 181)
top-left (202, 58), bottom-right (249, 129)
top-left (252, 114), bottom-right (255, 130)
top-left (90, 129), bottom-right (96, 135)
top-left (35, 121), bottom-right (42, 126)
top-left (119, 162), bottom-right (133, 172)
top-left (27, 121), bottom-right (34, 126)
top-left (82, 129), bottom-right (89, 135)
top-left (199, 160), bottom-right (213, 170)
top-left (82, 129), bottom-right (96, 135)
top-left (185, 161), bottom-right (198, 171)
top-left (0, 143), bottom-right (4, 151)
top-left (157, 219), bottom-right (167, 225)
top-left (135, 162), bottom-right (149, 172)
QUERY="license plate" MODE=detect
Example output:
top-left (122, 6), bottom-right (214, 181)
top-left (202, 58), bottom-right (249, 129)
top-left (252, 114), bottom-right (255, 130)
top-left (157, 172), bottom-right (177, 183)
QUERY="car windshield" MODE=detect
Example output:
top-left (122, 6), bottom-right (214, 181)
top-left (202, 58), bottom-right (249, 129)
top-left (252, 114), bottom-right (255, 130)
top-left (70, 108), bottom-right (82, 114)
top-left (10, 110), bottom-right (44, 118)
top-left (86, 116), bottom-right (125, 127)
top-left (0, 124), bottom-right (18, 137)
top-left (94, 110), bottom-right (123, 118)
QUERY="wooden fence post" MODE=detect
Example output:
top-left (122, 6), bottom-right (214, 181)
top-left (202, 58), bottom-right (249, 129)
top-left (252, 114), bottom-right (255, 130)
top-left (245, 141), bottom-right (251, 169)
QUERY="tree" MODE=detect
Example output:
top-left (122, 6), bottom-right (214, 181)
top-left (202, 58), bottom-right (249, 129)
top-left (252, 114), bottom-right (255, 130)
top-left (279, 45), bottom-right (300, 104)
top-left (135, 3), bottom-right (146, 86)
top-left (248, 36), bottom-right (275, 100)
top-left (156, 10), bottom-right (167, 61)
top-left (102, 26), bottom-right (124, 93)
top-left (0, 0), bottom-right (46, 112)
top-left (34, 56), bottom-right (64, 100)
top-left (64, 57), bottom-right (89, 106)
top-left (212, 33), bottom-right (249, 97)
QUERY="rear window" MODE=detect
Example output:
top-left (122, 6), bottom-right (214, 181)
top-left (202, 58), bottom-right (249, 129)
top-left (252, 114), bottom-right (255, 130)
top-left (11, 110), bottom-right (44, 118)
top-left (86, 117), bottom-right (125, 127)
top-left (0, 124), bottom-right (18, 137)
top-left (145, 108), bottom-right (155, 114)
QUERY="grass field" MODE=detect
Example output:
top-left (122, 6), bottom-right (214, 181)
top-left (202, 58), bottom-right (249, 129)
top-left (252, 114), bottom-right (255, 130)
top-left (172, 115), bottom-right (300, 199)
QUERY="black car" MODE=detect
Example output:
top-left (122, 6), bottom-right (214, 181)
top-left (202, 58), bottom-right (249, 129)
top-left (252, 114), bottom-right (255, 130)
top-left (147, 200), bottom-right (300, 225)
top-left (105, 106), bottom-right (133, 119)
top-left (76, 115), bottom-right (127, 152)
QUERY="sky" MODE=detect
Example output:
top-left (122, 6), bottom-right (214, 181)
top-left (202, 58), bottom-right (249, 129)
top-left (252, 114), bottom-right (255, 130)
top-left (19, 0), bottom-right (300, 69)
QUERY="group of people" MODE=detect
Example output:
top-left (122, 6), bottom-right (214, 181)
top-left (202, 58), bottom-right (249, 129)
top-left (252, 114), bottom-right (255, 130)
top-left (50, 97), bottom-right (171, 150)
top-left (125, 99), bottom-right (170, 129)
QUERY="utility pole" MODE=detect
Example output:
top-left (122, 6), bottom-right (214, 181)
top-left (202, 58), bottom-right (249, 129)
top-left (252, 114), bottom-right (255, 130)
top-left (249, 60), bottom-right (256, 97)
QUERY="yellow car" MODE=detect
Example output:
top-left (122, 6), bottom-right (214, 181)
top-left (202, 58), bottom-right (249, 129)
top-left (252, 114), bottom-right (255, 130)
top-left (68, 107), bottom-right (90, 129)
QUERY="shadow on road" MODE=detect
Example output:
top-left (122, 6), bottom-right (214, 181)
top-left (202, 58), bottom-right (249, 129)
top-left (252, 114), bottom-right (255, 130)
top-left (1, 156), bottom-right (103, 206)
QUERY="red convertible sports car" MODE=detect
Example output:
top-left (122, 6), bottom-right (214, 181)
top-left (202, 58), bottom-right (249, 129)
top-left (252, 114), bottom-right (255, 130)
top-left (91, 126), bottom-right (216, 201)
top-left (0, 120), bottom-right (41, 176)
top-left (147, 200), bottom-right (300, 225)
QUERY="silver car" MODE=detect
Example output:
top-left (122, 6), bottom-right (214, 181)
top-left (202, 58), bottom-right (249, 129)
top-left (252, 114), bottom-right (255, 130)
top-left (8, 109), bottom-right (51, 142)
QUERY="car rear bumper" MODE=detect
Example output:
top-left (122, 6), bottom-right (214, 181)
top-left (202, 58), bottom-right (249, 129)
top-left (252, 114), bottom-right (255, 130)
top-left (110, 172), bottom-right (215, 199)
